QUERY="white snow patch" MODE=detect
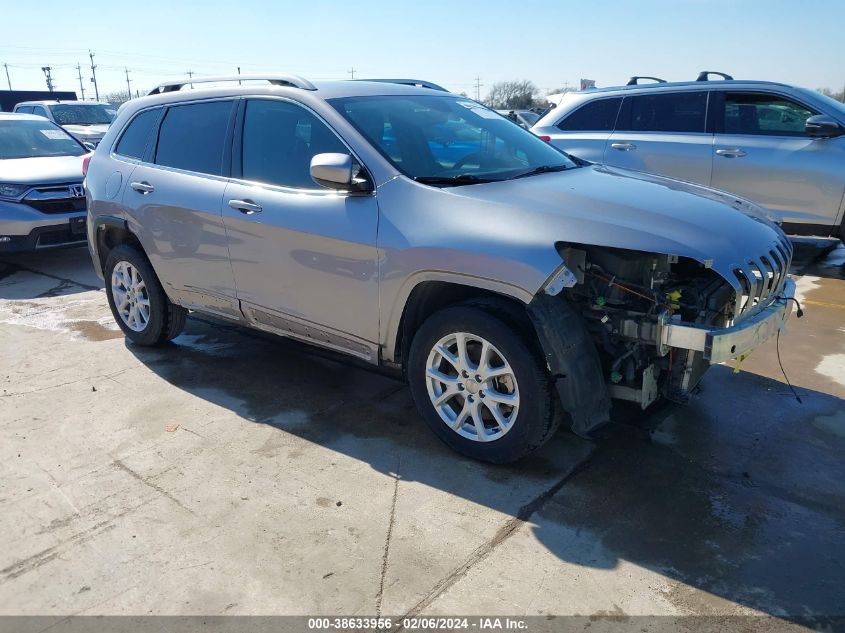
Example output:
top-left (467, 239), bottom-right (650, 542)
top-left (793, 275), bottom-right (820, 303)
top-left (815, 354), bottom-right (845, 387)
top-left (821, 243), bottom-right (845, 267)
top-left (0, 289), bottom-right (119, 338)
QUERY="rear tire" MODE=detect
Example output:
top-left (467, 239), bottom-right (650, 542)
top-left (408, 303), bottom-right (559, 463)
top-left (104, 244), bottom-right (187, 346)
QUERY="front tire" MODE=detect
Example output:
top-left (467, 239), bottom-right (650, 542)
top-left (408, 303), bottom-right (559, 463)
top-left (104, 244), bottom-right (186, 346)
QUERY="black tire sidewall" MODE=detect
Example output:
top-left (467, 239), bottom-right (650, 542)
top-left (104, 245), bottom-right (168, 346)
top-left (408, 306), bottom-right (554, 463)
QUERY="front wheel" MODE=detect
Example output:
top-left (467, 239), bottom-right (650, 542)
top-left (104, 244), bottom-right (186, 346)
top-left (408, 303), bottom-right (559, 463)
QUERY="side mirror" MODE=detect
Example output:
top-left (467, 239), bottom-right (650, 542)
top-left (805, 115), bottom-right (844, 138)
top-left (310, 153), bottom-right (372, 192)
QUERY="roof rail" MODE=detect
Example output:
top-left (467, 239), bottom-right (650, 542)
top-left (355, 78), bottom-right (448, 92)
top-left (626, 76), bottom-right (666, 86)
top-left (147, 74), bottom-right (316, 95)
top-left (696, 71), bottom-right (733, 82)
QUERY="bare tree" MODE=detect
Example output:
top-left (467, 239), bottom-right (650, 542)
top-left (818, 87), bottom-right (845, 103)
top-left (484, 80), bottom-right (541, 110)
top-left (101, 90), bottom-right (130, 106)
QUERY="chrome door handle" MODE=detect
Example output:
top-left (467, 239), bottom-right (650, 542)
top-left (130, 181), bottom-right (154, 194)
top-left (715, 148), bottom-right (747, 158)
top-left (228, 199), bottom-right (263, 215)
top-left (611, 142), bottom-right (637, 151)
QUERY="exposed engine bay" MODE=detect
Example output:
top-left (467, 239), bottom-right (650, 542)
top-left (552, 242), bottom-right (739, 409)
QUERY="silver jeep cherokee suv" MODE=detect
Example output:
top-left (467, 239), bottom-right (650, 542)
top-left (533, 72), bottom-right (845, 241)
top-left (85, 74), bottom-right (796, 463)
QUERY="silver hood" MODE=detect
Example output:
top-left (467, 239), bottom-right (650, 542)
top-left (0, 155), bottom-right (87, 185)
top-left (449, 165), bottom-right (787, 286)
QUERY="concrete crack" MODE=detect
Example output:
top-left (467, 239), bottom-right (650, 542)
top-left (376, 459), bottom-right (401, 617)
top-left (395, 451), bottom-right (595, 627)
top-left (112, 459), bottom-right (195, 515)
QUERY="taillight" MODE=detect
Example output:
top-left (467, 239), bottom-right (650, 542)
top-left (538, 135), bottom-right (552, 142)
top-left (82, 154), bottom-right (92, 177)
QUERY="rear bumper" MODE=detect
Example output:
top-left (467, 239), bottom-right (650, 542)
top-left (660, 277), bottom-right (795, 364)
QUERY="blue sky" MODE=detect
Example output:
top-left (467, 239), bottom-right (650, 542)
top-left (1, 0), bottom-right (843, 98)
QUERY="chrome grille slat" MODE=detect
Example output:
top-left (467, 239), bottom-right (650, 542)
top-left (730, 239), bottom-right (793, 322)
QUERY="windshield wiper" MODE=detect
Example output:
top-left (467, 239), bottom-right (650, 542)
top-left (413, 174), bottom-right (496, 186)
top-left (511, 164), bottom-right (571, 179)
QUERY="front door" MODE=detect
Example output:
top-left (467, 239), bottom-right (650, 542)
top-left (710, 91), bottom-right (845, 231)
top-left (222, 98), bottom-right (380, 360)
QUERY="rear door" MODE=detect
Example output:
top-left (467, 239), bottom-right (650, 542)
top-left (122, 99), bottom-right (240, 319)
top-left (222, 98), bottom-right (380, 358)
top-left (547, 97), bottom-right (622, 162)
top-left (710, 91), bottom-right (845, 231)
top-left (605, 90), bottom-right (713, 184)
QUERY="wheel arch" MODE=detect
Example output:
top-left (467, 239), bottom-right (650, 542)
top-left (384, 273), bottom-right (534, 370)
top-left (91, 215), bottom-right (144, 277)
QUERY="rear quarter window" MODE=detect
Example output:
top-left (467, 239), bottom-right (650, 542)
top-left (557, 98), bottom-right (622, 132)
top-left (115, 109), bottom-right (161, 160)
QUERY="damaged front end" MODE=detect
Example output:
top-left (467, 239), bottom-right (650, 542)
top-left (528, 238), bottom-right (796, 437)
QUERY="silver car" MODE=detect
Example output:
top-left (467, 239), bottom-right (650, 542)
top-left (85, 74), bottom-right (795, 463)
top-left (532, 73), bottom-right (845, 240)
top-left (0, 113), bottom-right (89, 253)
top-left (13, 100), bottom-right (117, 148)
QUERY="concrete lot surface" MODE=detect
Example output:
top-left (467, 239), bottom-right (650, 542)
top-left (1, 244), bottom-right (843, 629)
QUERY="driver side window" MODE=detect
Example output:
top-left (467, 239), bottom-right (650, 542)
top-left (723, 93), bottom-right (817, 136)
top-left (241, 100), bottom-right (348, 189)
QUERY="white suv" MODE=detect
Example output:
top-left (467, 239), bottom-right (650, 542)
top-left (532, 72), bottom-right (845, 241)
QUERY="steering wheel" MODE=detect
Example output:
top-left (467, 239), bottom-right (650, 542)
top-left (451, 152), bottom-right (487, 172)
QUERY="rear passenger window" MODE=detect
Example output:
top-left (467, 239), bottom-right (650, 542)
top-left (557, 98), bottom-right (622, 132)
top-left (115, 109), bottom-right (160, 160)
top-left (15, 106), bottom-right (33, 114)
top-left (621, 92), bottom-right (707, 133)
top-left (241, 99), bottom-right (348, 189)
top-left (155, 101), bottom-right (234, 175)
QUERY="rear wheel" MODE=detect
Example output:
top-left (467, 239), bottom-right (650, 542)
top-left (408, 303), bottom-right (559, 463)
top-left (105, 244), bottom-right (186, 346)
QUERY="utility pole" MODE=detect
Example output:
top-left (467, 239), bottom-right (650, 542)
top-left (187, 70), bottom-right (193, 88)
top-left (124, 67), bottom-right (132, 101)
top-left (89, 50), bottom-right (99, 101)
top-left (76, 63), bottom-right (86, 100)
top-left (42, 66), bottom-right (54, 92)
top-left (348, 67), bottom-right (356, 80)
top-left (3, 63), bottom-right (10, 90)
top-left (237, 66), bottom-right (241, 85)
top-left (474, 76), bottom-right (483, 101)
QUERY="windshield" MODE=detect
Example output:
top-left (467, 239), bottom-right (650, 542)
top-left (0, 119), bottom-right (86, 159)
top-left (329, 95), bottom-right (575, 183)
top-left (49, 103), bottom-right (117, 125)
top-left (518, 111), bottom-right (540, 125)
